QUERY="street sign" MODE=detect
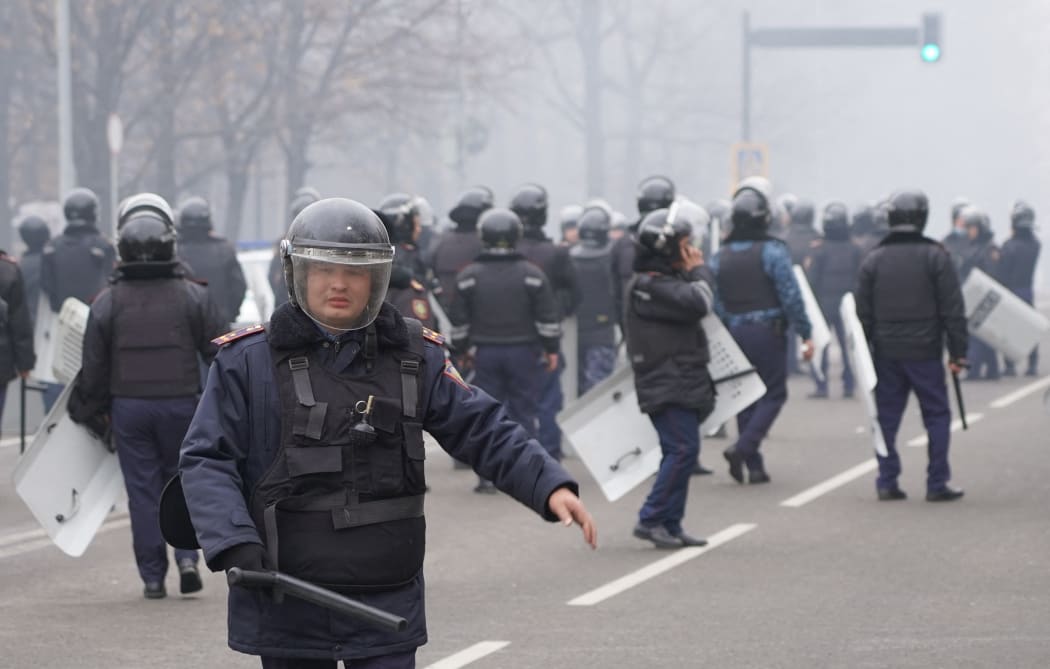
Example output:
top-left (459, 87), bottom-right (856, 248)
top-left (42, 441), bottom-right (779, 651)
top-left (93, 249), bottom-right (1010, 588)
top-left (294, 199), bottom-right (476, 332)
top-left (106, 114), bottom-right (123, 155)
top-left (731, 142), bottom-right (767, 188)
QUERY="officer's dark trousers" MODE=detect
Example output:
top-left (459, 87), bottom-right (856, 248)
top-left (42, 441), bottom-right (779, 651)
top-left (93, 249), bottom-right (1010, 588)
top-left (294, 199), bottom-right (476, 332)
top-left (260, 651), bottom-right (415, 669)
top-left (111, 396), bottom-right (199, 584)
top-left (873, 357), bottom-right (952, 492)
top-left (1004, 288), bottom-right (1039, 374)
top-left (966, 336), bottom-right (1000, 380)
top-left (473, 344), bottom-right (542, 436)
top-left (578, 344), bottom-right (616, 396)
top-left (812, 311), bottom-right (854, 395)
top-left (535, 351), bottom-right (564, 459)
top-left (638, 406), bottom-right (699, 535)
top-left (731, 322), bottom-right (788, 472)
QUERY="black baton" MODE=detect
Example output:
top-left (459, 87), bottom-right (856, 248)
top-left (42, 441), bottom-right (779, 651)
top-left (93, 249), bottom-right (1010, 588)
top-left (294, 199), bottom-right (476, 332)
top-left (951, 371), bottom-right (968, 430)
top-left (19, 377), bottom-right (26, 454)
top-left (227, 568), bottom-right (408, 632)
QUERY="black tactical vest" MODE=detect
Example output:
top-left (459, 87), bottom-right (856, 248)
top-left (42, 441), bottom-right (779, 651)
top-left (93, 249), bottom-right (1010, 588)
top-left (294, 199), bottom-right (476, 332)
top-left (251, 320), bottom-right (428, 593)
top-left (570, 249), bottom-right (615, 335)
top-left (109, 279), bottom-right (202, 397)
top-left (816, 240), bottom-right (860, 305)
top-left (716, 242), bottom-right (780, 314)
top-left (432, 230), bottom-right (482, 304)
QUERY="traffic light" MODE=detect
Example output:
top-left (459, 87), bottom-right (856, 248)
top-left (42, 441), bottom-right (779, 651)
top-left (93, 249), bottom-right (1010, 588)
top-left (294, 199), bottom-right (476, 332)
top-left (921, 13), bottom-right (942, 62)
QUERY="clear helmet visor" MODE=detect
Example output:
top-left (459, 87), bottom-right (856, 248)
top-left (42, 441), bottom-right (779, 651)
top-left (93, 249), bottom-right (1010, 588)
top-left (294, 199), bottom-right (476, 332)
top-left (289, 244), bottom-right (394, 331)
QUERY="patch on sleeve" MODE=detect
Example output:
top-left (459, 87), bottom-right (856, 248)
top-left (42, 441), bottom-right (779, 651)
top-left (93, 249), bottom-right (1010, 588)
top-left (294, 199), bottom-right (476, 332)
top-left (421, 327), bottom-right (445, 346)
top-left (412, 298), bottom-right (432, 321)
top-left (211, 324), bottom-right (264, 347)
top-left (443, 359), bottom-right (471, 391)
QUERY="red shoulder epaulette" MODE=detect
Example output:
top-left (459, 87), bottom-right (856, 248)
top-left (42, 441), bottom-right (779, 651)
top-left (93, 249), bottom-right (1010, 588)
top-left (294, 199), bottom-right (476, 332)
top-left (410, 279), bottom-right (425, 292)
top-left (421, 327), bottom-right (445, 346)
top-left (211, 324), bottom-right (264, 347)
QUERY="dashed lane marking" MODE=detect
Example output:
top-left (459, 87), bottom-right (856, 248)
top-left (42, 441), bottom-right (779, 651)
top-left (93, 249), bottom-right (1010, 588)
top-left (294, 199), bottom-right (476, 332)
top-left (0, 517), bottom-right (130, 560)
top-left (423, 641), bottom-right (511, 669)
top-left (906, 413), bottom-right (984, 447)
top-left (988, 375), bottom-right (1050, 409)
top-left (566, 523), bottom-right (757, 607)
top-left (780, 459), bottom-right (878, 508)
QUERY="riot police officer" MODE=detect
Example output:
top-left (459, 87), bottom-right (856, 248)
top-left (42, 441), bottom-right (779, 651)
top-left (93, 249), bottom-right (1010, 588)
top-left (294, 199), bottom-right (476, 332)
top-left (270, 187), bottom-right (321, 309)
top-left (941, 197), bottom-right (972, 274)
top-left (0, 248), bottom-right (35, 417)
top-left (850, 203), bottom-right (879, 256)
top-left (805, 202), bottom-right (862, 398)
top-left (40, 188), bottom-right (116, 312)
top-left (17, 215), bottom-right (50, 329)
top-left (430, 186), bottom-right (493, 308)
top-left (510, 183), bottom-right (579, 460)
top-left (999, 201), bottom-right (1041, 376)
top-left (570, 206), bottom-right (617, 395)
top-left (625, 205), bottom-right (715, 548)
top-left (785, 198), bottom-right (820, 266)
top-left (611, 176), bottom-right (676, 328)
top-left (559, 204), bottom-right (583, 246)
top-left (712, 179), bottom-right (813, 484)
top-left (70, 193), bottom-right (227, 598)
top-left (179, 199), bottom-right (594, 667)
top-left (856, 189), bottom-right (967, 502)
top-left (375, 193), bottom-right (437, 330)
top-left (959, 207), bottom-right (1001, 380)
top-left (449, 208), bottom-right (562, 492)
top-left (177, 197), bottom-right (247, 325)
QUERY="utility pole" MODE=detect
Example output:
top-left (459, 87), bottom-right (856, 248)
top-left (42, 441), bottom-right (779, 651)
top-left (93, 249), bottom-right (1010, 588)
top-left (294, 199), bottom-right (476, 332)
top-left (56, 0), bottom-right (76, 198)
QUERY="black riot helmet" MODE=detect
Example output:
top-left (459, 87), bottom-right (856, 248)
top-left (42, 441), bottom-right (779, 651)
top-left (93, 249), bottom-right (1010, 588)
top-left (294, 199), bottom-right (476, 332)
top-left (636, 206), bottom-right (693, 260)
top-left (730, 180), bottom-right (773, 236)
top-left (1011, 200), bottom-right (1035, 230)
top-left (822, 202), bottom-right (850, 240)
top-left (280, 198), bottom-right (394, 332)
top-left (377, 192), bottom-right (418, 244)
top-left (886, 189), bottom-right (929, 231)
top-left (449, 186), bottom-right (494, 229)
top-left (289, 187), bottom-right (322, 223)
top-left (636, 175), bottom-right (676, 215)
top-left (177, 196), bottom-right (212, 232)
top-left (851, 203), bottom-right (874, 236)
top-left (478, 208), bottom-right (523, 253)
top-left (63, 188), bottom-right (99, 227)
top-left (117, 192), bottom-right (175, 231)
top-left (18, 215), bottom-right (51, 252)
top-left (577, 205), bottom-right (612, 248)
top-left (117, 211), bottom-right (177, 263)
top-left (509, 183), bottom-right (548, 230)
top-left (950, 197), bottom-right (970, 223)
top-left (791, 199), bottom-right (816, 228)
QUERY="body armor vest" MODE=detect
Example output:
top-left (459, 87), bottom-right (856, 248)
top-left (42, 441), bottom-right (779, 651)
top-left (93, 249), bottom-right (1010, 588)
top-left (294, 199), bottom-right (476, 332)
top-left (717, 242), bottom-right (780, 314)
top-left (251, 320), bottom-right (427, 592)
top-left (570, 251), bottom-right (615, 335)
top-left (109, 279), bottom-right (202, 397)
top-left (432, 230), bottom-right (482, 304)
top-left (815, 240), bottom-right (859, 306)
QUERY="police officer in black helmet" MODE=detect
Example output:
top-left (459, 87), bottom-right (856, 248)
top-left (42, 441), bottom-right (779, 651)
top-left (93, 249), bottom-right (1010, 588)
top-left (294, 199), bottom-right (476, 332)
top-left (510, 183), bottom-right (580, 461)
top-left (179, 199), bottom-right (595, 667)
top-left (431, 186), bottom-right (493, 308)
top-left (270, 187), bottom-right (322, 309)
top-left (856, 189), bottom-right (967, 502)
top-left (626, 204), bottom-right (716, 549)
top-left (375, 193), bottom-right (438, 330)
top-left (570, 206), bottom-right (617, 395)
top-left (1000, 201), bottom-right (1041, 376)
top-left (450, 208), bottom-right (563, 493)
top-left (611, 176), bottom-right (675, 328)
top-left (69, 193), bottom-right (227, 599)
top-left (177, 197), bottom-right (247, 326)
top-left (17, 215), bottom-right (50, 330)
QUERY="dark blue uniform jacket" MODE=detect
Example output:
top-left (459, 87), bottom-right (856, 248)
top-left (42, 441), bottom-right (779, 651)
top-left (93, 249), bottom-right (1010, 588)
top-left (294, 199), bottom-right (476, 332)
top-left (179, 302), bottom-right (577, 661)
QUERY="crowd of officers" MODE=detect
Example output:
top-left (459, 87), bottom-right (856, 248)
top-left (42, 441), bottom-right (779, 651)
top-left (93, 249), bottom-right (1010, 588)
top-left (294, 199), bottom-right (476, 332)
top-left (0, 175), bottom-right (1041, 667)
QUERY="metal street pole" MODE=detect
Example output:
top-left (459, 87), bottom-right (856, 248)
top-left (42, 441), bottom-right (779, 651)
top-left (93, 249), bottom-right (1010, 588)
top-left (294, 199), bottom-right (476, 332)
top-left (56, 0), bottom-right (76, 197)
top-left (106, 114), bottom-right (123, 231)
top-left (741, 10), bottom-right (751, 143)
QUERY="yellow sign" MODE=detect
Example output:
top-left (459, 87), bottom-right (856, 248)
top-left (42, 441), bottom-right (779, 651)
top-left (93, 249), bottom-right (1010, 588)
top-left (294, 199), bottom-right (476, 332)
top-left (731, 142), bottom-right (768, 189)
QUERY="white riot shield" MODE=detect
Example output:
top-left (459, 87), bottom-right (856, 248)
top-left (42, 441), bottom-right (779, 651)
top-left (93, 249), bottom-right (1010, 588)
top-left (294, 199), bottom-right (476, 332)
top-left (793, 265), bottom-right (832, 382)
top-left (52, 298), bottom-right (90, 385)
top-left (962, 268), bottom-right (1050, 361)
top-left (840, 293), bottom-right (887, 457)
top-left (557, 365), bottom-right (661, 502)
top-left (30, 295), bottom-right (57, 384)
top-left (12, 384), bottom-right (123, 557)
top-left (700, 313), bottom-right (767, 433)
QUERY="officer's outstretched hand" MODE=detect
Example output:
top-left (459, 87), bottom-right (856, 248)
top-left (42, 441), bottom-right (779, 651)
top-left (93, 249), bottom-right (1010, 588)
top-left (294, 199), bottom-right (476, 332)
top-left (801, 339), bottom-right (815, 362)
top-left (547, 488), bottom-right (598, 549)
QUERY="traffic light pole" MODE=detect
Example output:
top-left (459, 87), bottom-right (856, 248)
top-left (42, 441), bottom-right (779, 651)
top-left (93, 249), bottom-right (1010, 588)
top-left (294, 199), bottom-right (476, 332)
top-left (740, 11), bottom-right (942, 144)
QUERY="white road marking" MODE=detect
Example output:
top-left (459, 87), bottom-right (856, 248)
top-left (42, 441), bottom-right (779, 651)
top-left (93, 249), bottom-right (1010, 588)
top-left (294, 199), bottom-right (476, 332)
top-left (988, 375), bottom-right (1050, 409)
top-left (780, 460), bottom-right (878, 508)
top-left (854, 426), bottom-right (866, 434)
top-left (566, 523), bottom-right (756, 607)
top-left (423, 641), bottom-right (511, 669)
top-left (0, 517), bottom-right (130, 560)
top-left (906, 413), bottom-right (984, 447)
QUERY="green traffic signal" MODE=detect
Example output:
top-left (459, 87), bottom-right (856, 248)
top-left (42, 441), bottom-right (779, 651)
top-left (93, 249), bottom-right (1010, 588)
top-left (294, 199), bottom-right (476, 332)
top-left (921, 43), bottom-right (941, 62)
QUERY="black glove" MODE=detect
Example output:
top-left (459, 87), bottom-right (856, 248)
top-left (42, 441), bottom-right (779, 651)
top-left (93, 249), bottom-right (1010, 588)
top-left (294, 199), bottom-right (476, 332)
top-left (214, 542), bottom-right (268, 573)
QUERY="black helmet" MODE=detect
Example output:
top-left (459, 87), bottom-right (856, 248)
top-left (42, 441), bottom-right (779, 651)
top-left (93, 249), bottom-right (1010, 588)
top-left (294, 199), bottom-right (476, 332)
top-left (636, 176), bottom-right (676, 215)
top-left (559, 205), bottom-right (583, 231)
top-left (177, 196), bottom-right (212, 231)
top-left (117, 192), bottom-right (175, 230)
top-left (822, 202), bottom-right (850, 240)
top-left (377, 192), bottom-right (418, 244)
top-left (280, 198), bottom-right (394, 331)
top-left (117, 213), bottom-right (177, 263)
top-left (730, 182), bottom-right (772, 235)
top-left (791, 199), bottom-right (816, 228)
top-left (1011, 200), bottom-right (1035, 229)
top-left (63, 188), bottom-right (99, 227)
top-left (577, 206), bottom-right (612, 248)
top-left (950, 197), bottom-right (970, 223)
top-left (18, 215), bottom-right (51, 252)
top-left (478, 208), bottom-right (522, 253)
top-left (637, 207), bottom-right (693, 259)
top-left (886, 190), bottom-right (929, 230)
top-left (289, 187), bottom-right (322, 222)
top-left (509, 183), bottom-right (548, 229)
top-left (449, 186), bottom-right (494, 229)
top-left (851, 203), bottom-right (874, 235)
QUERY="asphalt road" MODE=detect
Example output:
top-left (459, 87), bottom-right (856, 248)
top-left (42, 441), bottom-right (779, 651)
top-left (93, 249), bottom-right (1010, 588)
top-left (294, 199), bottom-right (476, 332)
top-left (1, 353), bottom-right (1049, 668)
